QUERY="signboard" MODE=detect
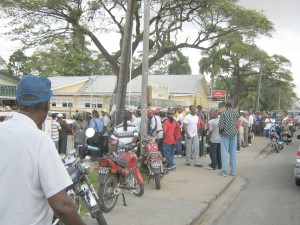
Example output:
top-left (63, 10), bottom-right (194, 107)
top-left (151, 82), bottom-right (169, 99)
top-left (211, 90), bottom-right (226, 102)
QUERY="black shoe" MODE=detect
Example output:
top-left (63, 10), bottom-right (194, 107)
top-left (185, 163), bottom-right (191, 166)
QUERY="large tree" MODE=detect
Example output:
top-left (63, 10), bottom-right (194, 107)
top-left (0, 0), bottom-right (274, 79)
top-left (200, 32), bottom-right (297, 110)
top-left (0, 0), bottom-right (274, 121)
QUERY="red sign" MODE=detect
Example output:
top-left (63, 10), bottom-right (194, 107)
top-left (211, 90), bottom-right (226, 102)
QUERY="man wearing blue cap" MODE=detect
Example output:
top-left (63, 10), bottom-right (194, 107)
top-left (0, 75), bottom-right (86, 225)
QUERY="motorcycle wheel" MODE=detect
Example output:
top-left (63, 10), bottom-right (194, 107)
top-left (98, 173), bottom-right (118, 213)
top-left (96, 214), bottom-right (108, 225)
top-left (272, 142), bottom-right (279, 153)
top-left (129, 172), bottom-right (144, 197)
top-left (154, 173), bottom-right (161, 190)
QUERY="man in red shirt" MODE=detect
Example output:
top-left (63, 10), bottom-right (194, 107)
top-left (163, 109), bottom-right (178, 171)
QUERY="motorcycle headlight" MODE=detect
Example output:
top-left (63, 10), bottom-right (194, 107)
top-left (66, 189), bottom-right (75, 199)
top-left (81, 163), bottom-right (91, 174)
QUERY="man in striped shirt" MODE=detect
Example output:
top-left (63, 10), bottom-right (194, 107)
top-left (111, 110), bottom-right (139, 148)
top-left (51, 114), bottom-right (61, 151)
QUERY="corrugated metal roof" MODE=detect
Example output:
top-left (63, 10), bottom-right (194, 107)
top-left (80, 75), bottom-right (117, 93)
top-left (127, 74), bottom-right (204, 94)
top-left (47, 75), bottom-right (205, 95)
top-left (48, 76), bottom-right (90, 89)
top-left (48, 75), bottom-right (117, 94)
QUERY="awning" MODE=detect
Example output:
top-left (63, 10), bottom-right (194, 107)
top-left (0, 85), bottom-right (16, 99)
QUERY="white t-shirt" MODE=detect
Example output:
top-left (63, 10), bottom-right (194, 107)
top-left (249, 114), bottom-right (254, 126)
top-left (176, 112), bottom-right (184, 130)
top-left (149, 116), bottom-right (163, 139)
top-left (51, 120), bottom-right (61, 141)
top-left (265, 118), bottom-right (273, 129)
top-left (183, 114), bottom-right (199, 137)
top-left (111, 121), bottom-right (139, 146)
top-left (0, 113), bottom-right (72, 225)
top-left (102, 115), bottom-right (111, 136)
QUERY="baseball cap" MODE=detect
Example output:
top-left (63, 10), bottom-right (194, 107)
top-left (85, 109), bottom-right (92, 114)
top-left (101, 109), bottom-right (107, 112)
top-left (16, 75), bottom-right (52, 104)
top-left (167, 109), bottom-right (174, 115)
top-left (57, 113), bottom-right (64, 118)
top-left (147, 109), bottom-right (154, 114)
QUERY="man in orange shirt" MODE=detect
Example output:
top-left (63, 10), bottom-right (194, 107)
top-left (163, 109), bottom-right (178, 171)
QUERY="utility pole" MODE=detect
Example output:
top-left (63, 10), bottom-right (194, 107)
top-left (115, 0), bottom-right (135, 125)
top-left (255, 63), bottom-right (262, 111)
top-left (140, 0), bottom-right (150, 155)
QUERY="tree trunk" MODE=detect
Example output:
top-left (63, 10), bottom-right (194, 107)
top-left (114, 0), bottom-right (135, 125)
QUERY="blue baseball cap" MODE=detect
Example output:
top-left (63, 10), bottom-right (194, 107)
top-left (16, 75), bottom-right (52, 104)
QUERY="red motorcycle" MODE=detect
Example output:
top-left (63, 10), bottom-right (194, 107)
top-left (97, 142), bottom-right (144, 212)
top-left (141, 135), bottom-right (167, 190)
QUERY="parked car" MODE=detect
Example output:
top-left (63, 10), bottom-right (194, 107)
top-left (294, 135), bottom-right (300, 186)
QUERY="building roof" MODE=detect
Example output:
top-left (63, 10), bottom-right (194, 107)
top-left (47, 75), bottom-right (117, 94)
top-left (47, 74), bottom-right (208, 96)
top-left (127, 74), bottom-right (207, 95)
top-left (48, 76), bottom-right (90, 89)
top-left (80, 75), bottom-right (117, 94)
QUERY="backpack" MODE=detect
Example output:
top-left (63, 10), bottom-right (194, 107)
top-left (174, 122), bottom-right (182, 140)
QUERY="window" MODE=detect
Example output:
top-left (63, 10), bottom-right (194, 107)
top-left (78, 97), bottom-right (103, 108)
top-left (50, 96), bottom-right (73, 107)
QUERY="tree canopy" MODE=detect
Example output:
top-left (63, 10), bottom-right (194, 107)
top-left (199, 32), bottom-right (297, 110)
top-left (0, 0), bottom-right (274, 80)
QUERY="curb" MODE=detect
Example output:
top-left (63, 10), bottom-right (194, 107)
top-left (189, 176), bottom-right (236, 225)
top-left (191, 142), bottom-right (269, 225)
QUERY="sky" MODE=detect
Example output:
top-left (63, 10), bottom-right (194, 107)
top-left (184, 0), bottom-right (300, 98)
top-left (0, 0), bottom-right (299, 97)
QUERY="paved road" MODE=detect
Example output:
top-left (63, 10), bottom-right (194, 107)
top-left (197, 134), bottom-right (300, 225)
top-left (83, 136), bottom-right (272, 225)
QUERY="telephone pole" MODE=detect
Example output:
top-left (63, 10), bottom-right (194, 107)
top-left (255, 63), bottom-right (262, 111)
top-left (140, 0), bottom-right (150, 155)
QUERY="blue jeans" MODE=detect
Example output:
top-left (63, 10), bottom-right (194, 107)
top-left (185, 135), bottom-right (200, 165)
top-left (220, 136), bottom-right (237, 176)
top-left (209, 142), bottom-right (221, 169)
top-left (265, 129), bottom-right (270, 139)
top-left (163, 142), bottom-right (176, 168)
top-left (175, 139), bottom-right (182, 155)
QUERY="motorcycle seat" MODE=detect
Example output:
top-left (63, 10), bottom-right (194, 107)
top-left (112, 157), bottom-right (128, 168)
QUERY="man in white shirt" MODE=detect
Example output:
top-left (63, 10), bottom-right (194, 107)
top-left (0, 75), bottom-right (85, 225)
top-left (147, 109), bottom-right (163, 153)
top-left (175, 105), bottom-right (184, 157)
top-left (183, 105), bottom-right (203, 167)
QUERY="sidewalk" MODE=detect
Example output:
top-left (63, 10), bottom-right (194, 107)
top-left (83, 137), bottom-right (270, 225)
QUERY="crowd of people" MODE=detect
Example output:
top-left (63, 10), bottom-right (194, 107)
top-left (49, 100), bottom-right (300, 176)
top-left (2, 74), bottom-right (299, 225)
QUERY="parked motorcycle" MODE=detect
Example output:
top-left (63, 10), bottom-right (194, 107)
top-left (140, 135), bottom-right (167, 189)
top-left (280, 125), bottom-right (292, 145)
top-left (52, 147), bottom-right (107, 225)
top-left (269, 131), bottom-right (284, 153)
top-left (96, 141), bottom-right (144, 212)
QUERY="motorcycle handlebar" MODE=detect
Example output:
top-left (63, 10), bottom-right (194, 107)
top-left (78, 145), bottom-right (99, 152)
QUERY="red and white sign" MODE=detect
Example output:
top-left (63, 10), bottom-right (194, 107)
top-left (211, 90), bottom-right (226, 102)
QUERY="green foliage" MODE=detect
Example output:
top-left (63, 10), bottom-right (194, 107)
top-left (0, 0), bottom-right (274, 79)
top-left (25, 39), bottom-right (114, 76)
top-left (168, 50), bottom-right (191, 75)
top-left (7, 50), bottom-right (31, 77)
